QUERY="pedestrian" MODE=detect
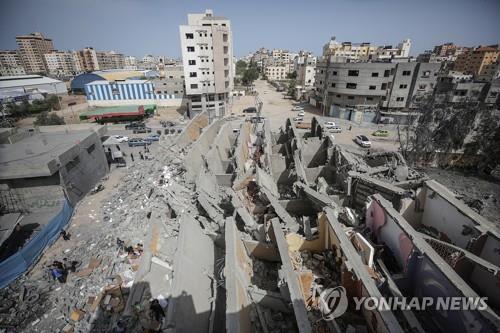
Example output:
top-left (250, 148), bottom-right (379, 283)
top-left (131, 153), bottom-right (134, 162)
top-left (149, 299), bottom-right (165, 323)
top-left (60, 230), bottom-right (70, 241)
top-left (349, 125), bottom-right (352, 131)
top-left (145, 147), bottom-right (150, 154)
top-left (49, 265), bottom-right (66, 283)
top-left (139, 152), bottom-right (144, 160)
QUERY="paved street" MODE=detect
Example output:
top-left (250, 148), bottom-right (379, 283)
top-left (232, 79), bottom-right (401, 152)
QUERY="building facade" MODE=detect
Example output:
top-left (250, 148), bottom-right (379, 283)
top-left (84, 79), bottom-right (181, 107)
top-left (44, 51), bottom-right (82, 76)
top-left (294, 51), bottom-right (316, 87)
top-left (322, 37), bottom-right (411, 62)
top-left (0, 51), bottom-right (25, 76)
top-left (77, 47), bottom-right (100, 72)
top-left (314, 60), bottom-right (441, 113)
top-left (95, 51), bottom-right (125, 70)
top-left (454, 46), bottom-right (500, 78)
top-left (15, 32), bottom-right (54, 74)
top-left (179, 9), bottom-right (234, 119)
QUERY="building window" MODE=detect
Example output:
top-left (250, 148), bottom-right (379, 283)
top-left (336, 95), bottom-right (341, 98)
top-left (185, 33), bottom-right (194, 39)
top-left (384, 70), bottom-right (390, 77)
top-left (224, 58), bottom-right (229, 65)
top-left (189, 72), bottom-right (197, 77)
top-left (399, 84), bottom-right (408, 89)
top-left (347, 96), bottom-right (354, 100)
top-left (223, 34), bottom-right (228, 42)
top-left (174, 91), bottom-right (179, 94)
top-left (371, 72), bottom-right (379, 77)
top-left (381, 83), bottom-right (387, 90)
top-left (332, 71), bottom-right (337, 76)
top-left (367, 97), bottom-right (374, 101)
top-left (402, 70), bottom-right (411, 76)
top-left (346, 83), bottom-right (357, 89)
top-left (348, 70), bottom-right (359, 76)
top-left (421, 71), bottom-right (430, 78)
top-left (187, 46), bottom-right (195, 52)
top-left (156, 90), bottom-right (162, 94)
top-left (190, 84), bottom-right (198, 89)
top-left (223, 46), bottom-right (228, 54)
top-left (396, 97), bottom-right (404, 101)
top-left (369, 85), bottom-right (376, 90)
top-left (188, 60), bottom-right (196, 65)
top-left (331, 83), bottom-right (336, 88)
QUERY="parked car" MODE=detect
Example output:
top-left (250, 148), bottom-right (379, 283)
top-left (324, 121), bottom-right (336, 128)
top-left (243, 107), bottom-right (257, 114)
top-left (145, 134), bottom-right (160, 142)
top-left (111, 135), bottom-right (129, 143)
top-left (297, 111), bottom-right (305, 116)
top-left (292, 106), bottom-right (304, 111)
top-left (372, 129), bottom-right (390, 137)
top-left (132, 126), bottom-right (152, 134)
top-left (128, 138), bottom-right (151, 147)
top-left (293, 116), bottom-right (304, 121)
top-left (355, 135), bottom-right (372, 148)
top-left (328, 126), bottom-right (342, 133)
top-left (125, 122), bottom-right (144, 130)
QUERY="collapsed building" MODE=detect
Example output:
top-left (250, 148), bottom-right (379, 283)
top-left (0, 125), bottom-right (108, 288)
top-left (223, 115), bottom-right (500, 333)
top-left (1, 111), bottom-right (499, 333)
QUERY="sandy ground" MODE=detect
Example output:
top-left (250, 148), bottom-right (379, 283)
top-left (424, 168), bottom-right (500, 224)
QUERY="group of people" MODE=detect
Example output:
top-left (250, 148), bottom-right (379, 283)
top-left (130, 146), bottom-right (150, 162)
top-left (47, 258), bottom-right (78, 283)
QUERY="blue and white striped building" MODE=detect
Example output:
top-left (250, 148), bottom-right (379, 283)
top-left (84, 80), bottom-right (175, 101)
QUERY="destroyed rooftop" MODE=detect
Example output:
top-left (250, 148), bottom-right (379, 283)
top-left (0, 112), bottom-right (499, 333)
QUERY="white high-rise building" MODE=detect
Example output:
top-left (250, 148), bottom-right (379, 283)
top-left (179, 9), bottom-right (234, 119)
top-left (44, 51), bottom-right (82, 76)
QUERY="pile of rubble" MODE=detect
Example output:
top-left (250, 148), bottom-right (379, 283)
top-left (0, 142), bottom-right (198, 332)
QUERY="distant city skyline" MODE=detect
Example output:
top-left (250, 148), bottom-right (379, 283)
top-left (0, 0), bottom-right (499, 58)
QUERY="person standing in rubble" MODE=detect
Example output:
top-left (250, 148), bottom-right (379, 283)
top-left (149, 299), bottom-right (166, 329)
top-left (139, 151), bottom-right (144, 160)
top-left (130, 153), bottom-right (134, 162)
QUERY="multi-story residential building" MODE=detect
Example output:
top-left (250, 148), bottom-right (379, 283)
top-left (0, 50), bottom-right (25, 76)
top-left (477, 61), bottom-right (500, 82)
top-left (265, 65), bottom-right (289, 81)
top-left (432, 43), bottom-right (470, 57)
top-left (434, 73), bottom-right (489, 104)
top-left (314, 59), bottom-right (441, 113)
top-left (322, 37), bottom-right (411, 62)
top-left (44, 51), bottom-right (82, 76)
top-left (250, 48), bottom-right (270, 69)
top-left (271, 49), bottom-right (292, 64)
top-left (152, 65), bottom-right (185, 98)
top-left (95, 51), bottom-right (125, 70)
top-left (454, 46), bottom-right (500, 78)
top-left (294, 51), bottom-right (316, 87)
top-left (124, 56), bottom-right (137, 70)
top-left (416, 51), bottom-right (449, 63)
top-left (16, 32), bottom-right (54, 74)
top-left (77, 47), bottom-right (100, 72)
top-left (179, 9), bottom-right (234, 119)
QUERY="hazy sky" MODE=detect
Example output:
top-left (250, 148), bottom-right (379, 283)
top-left (0, 0), bottom-right (499, 58)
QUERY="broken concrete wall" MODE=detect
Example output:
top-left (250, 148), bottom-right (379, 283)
top-left (367, 195), bottom-right (500, 332)
top-left (166, 214), bottom-right (215, 333)
top-left (299, 137), bottom-right (325, 168)
top-left (225, 217), bottom-right (253, 333)
top-left (185, 119), bottom-right (224, 183)
top-left (417, 180), bottom-right (500, 252)
top-left (256, 166), bottom-right (279, 198)
top-left (349, 172), bottom-right (406, 211)
top-left (206, 122), bottom-right (233, 175)
top-left (235, 122), bottom-right (251, 175)
top-left (175, 111), bottom-right (209, 149)
top-left (58, 131), bottom-right (109, 205)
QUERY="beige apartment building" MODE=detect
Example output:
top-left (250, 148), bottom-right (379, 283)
top-left (77, 47), bottom-right (100, 72)
top-left (0, 50), bottom-right (25, 76)
top-left (265, 65), bottom-right (289, 81)
top-left (95, 51), bottom-right (125, 70)
top-left (16, 32), bottom-right (54, 74)
top-left (454, 46), bottom-right (500, 78)
top-left (44, 51), bottom-right (82, 76)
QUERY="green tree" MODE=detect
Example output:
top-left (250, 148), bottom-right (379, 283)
top-left (287, 79), bottom-right (297, 98)
top-left (34, 112), bottom-right (65, 126)
top-left (242, 64), bottom-right (259, 86)
top-left (236, 60), bottom-right (247, 76)
top-left (287, 71), bottom-right (297, 79)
